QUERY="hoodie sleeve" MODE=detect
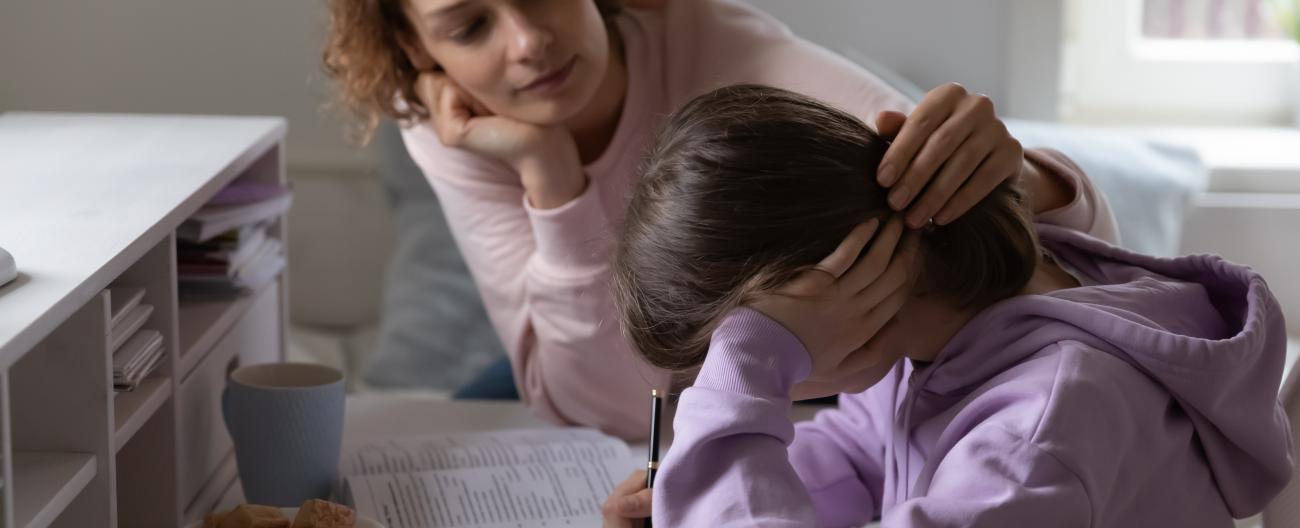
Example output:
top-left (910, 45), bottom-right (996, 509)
top-left (884, 425), bottom-right (1092, 528)
top-left (786, 376), bottom-right (899, 526)
top-left (652, 308), bottom-right (819, 527)
top-left (654, 308), bottom-right (900, 527)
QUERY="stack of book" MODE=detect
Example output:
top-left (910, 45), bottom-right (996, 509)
top-left (108, 287), bottom-right (164, 392)
top-left (178, 182), bottom-right (291, 294)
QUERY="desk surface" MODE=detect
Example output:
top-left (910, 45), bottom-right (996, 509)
top-left (338, 395), bottom-right (865, 526)
top-left (344, 395), bottom-right (549, 445)
top-left (0, 112), bottom-right (285, 367)
top-left (343, 393), bottom-right (828, 452)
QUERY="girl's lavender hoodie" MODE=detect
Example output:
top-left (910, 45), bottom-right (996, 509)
top-left (654, 224), bottom-right (1293, 527)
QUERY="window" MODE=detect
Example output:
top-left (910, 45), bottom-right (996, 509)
top-left (1141, 0), bottom-right (1286, 40)
top-left (1062, 0), bottom-right (1297, 125)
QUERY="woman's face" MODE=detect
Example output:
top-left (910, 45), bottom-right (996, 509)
top-left (403, 0), bottom-right (611, 125)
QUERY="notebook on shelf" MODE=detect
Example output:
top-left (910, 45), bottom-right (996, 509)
top-left (179, 238), bottom-right (284, 292)
top-left (176, 224), bottom-right (268, 273)
top-left (109, 303), bottom-right (153, 353)
top-left (112, 329), bottom-right (164, 392)
top-left (178, 189), bottom-right (291, 244)
top-left (107, 287), bottom-right (146, 328)
top-left (340, 428), bottom-right (636, 528)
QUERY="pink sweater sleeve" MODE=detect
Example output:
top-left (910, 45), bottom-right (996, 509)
top-left (1026, 149), bottom-right (1121, 244)
top-left (399, 124), bottom-right (662, 441)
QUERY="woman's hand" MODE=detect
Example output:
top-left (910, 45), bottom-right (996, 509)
top-left (748, 217), bottom-right (915, 393)
top-left (875, 83), bottom-right (1027, 228)
top-left (415, 72), bottom-right (586, 208)
top-left (602, 470), bottom-right (652, 528)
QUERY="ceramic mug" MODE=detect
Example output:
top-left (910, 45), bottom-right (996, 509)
top-left (222, 362), bottom-right (345, 506)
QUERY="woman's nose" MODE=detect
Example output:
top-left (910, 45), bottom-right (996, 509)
top-left (503, 11), bottom-right (553, 65)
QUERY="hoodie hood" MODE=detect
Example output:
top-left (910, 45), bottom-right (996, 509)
top-left (922, 224), bottom-right (1293, 517)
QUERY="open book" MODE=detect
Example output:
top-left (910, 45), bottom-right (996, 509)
top-left (340, 428), bottom-right (637, 528)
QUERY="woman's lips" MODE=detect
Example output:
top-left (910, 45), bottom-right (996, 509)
top-left (519, 57), bottom-right (577, 94)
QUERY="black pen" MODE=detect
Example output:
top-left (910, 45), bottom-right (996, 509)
top-left (646, 389), bottom-right (663, 528)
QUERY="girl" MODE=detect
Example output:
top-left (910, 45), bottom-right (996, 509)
top-left (324, 0), bottom-right (1114, 440)
top-left (608, 84), bottom-right (1293, 526)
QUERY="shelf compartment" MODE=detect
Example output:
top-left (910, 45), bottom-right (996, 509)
top-left (7, 293), bottom-right (113, 526)
top-left (176, 283), bottom-right (280, 509)
top-left (116, 399), bottom-right (179, 527)
top-left (178, 293), bottom-right (254, 379)
top-left (182, 452), bottom-right (237, 525)
top-left (112, 377), bottom-right (173, 451)
top-left (11, 451), bottom-right (96, 528)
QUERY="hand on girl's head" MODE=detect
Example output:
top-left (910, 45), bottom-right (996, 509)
top-left (875, 82), bottom-right (1026, 229)
top-left (748, 217), bottom-right (917, 395)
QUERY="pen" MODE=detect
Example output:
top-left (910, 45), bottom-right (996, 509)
top-left (646, 389), bottom-right (663, 528)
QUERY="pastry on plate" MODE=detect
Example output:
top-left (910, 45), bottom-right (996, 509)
top-left (292, 499), bottom-right (358, 528)
top-left (203, 504), bottom-right (290, 528)
top-left (202, 500), bottom-right (359, 528)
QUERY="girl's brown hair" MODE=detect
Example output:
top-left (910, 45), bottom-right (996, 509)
top-left (323, 0), bottom-right (623, 143)
top-left (614, 84), bottom-right (1039, 372)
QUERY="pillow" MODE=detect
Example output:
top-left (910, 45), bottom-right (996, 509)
top-left (1007, 120), bottom-right (1208, 257)
top-left (362, 122), bottom-right (506, 391)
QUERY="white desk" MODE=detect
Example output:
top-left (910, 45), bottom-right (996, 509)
top-left (0, 112), bottom-right (289, 527)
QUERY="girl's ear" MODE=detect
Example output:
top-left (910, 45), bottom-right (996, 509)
top-left (398, 34), bottom-right (439, 72)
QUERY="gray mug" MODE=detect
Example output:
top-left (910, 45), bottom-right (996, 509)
top-left (222, 362), bottom-right (345, 507)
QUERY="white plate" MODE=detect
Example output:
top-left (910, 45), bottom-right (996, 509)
top-left (183, 506), bottom-right (384, 528)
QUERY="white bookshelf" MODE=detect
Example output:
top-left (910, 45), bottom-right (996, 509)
top-left (112, 378), bottom-right (172, 451)
top-left (0, 112), bottom-right (289, 527)
top-left (11, 453), bottom-right (97, 528)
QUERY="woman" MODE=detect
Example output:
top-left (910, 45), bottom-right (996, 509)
top-left (604, 84), bottom-right (1291, 526)
top-left (324, 0), bottom-right (1116, 440)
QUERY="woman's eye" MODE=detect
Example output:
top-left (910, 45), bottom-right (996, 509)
top-left (450, 17), bottom-right (486, 43)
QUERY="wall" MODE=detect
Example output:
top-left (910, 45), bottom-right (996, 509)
top-left (742, 0), bottom-right (1064, 119)
top-left (2, 0), bottom-right (1066, 173)
top-left (0, 0), bottom-right (370, 171)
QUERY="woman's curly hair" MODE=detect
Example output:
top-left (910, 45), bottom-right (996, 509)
top-left (323, 0), bottom-right (623, 144)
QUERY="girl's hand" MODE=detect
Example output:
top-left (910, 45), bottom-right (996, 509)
top-left (415, 72), bottom-right (585, 208)
top-left (875, 83), bottom-right (1025, 228)
top-left (601, 470), bottom-right (652, 528)
top-left (749, 218), bottom-right (915, 391)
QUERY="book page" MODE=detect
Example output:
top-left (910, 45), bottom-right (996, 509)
top-left (341, 428), bottom-right (625, 477)
top-left (346, 455), bottom-right (632, 528)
